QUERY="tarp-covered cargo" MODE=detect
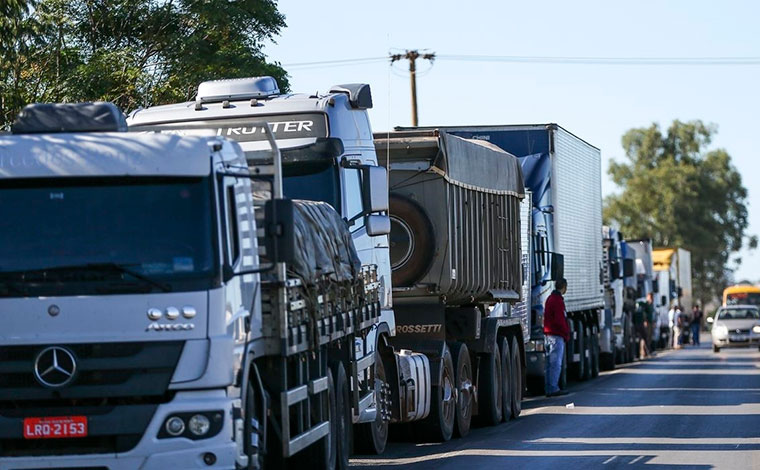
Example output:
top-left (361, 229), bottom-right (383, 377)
top-left (375, 129), bottom-right (525, 305)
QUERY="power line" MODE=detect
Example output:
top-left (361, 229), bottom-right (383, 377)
top-left (437, 54), bottom-right (760, 65)
top-left (283, 54), bottom-right (760, 68)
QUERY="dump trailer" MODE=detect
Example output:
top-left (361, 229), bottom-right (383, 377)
top-left (600, 227), bottom-right (636, 369)
top-left (397, 124), bottom-right (604, 391)
top-left (374, 129), bottom-right (528, 441)
top-left (0, 101), bottom-right (384, 469)
top-left (128, 77), bottom-right (435, 461)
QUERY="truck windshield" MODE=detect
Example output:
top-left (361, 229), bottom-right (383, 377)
top-left (282, 155), bottom-right (340, 212)
top-left (0, 177), bottom-right (217, 297)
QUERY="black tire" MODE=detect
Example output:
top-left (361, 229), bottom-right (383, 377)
top-left (510, 336), bottom-right (523, 418)
top-left (450, 342), bottom-right (473, 438)
top-left (713, 345), bottom-right (720, 353)
top-left (476, 341), bottom-right (503, 426)
top-left (416, 343), bottom-right (455, 442)
top-left (526, 375), bottom-right (544, 396)
top-left (571, 320), bottom-right (586, 381)
top-left (332, 362), bottom-right (351, 470)
top-left (600, 352), bottom-right (615, 371)
top-left (389, 195), bottom-right (435, 287)
top-left (499, 336), bottom-right (513, 421)
top-left (582, 326), bottom-right (592, 381)
top-left (296, 369), bottom-right (337, 470)
top-left (590, 331), bottom-right (600, 378)
top-left (354, 353), bottom-right (388, 455)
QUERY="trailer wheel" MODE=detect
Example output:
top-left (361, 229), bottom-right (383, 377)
top-left (332, 362), bottom-right (351, 470)
top-left (416, 343), bottom-right (455, 442)
top-left (388, 195), bottom-right (435, 287)
top-left (581, 325), bottom-right (592, 381)
top-left (450, 342), bottom-right (473, 438)
top-left (600, 352), bottom-right (615, 371)
top-left (296, 369), bottom-right (337, 470)
top-left (570, 320), bottom-right (585, 381)
top-left (590, 330), bottom-right (600, 378)
top-left (510, 336), bottom-right (523, 418)
top-left (499, 336), bottom-right (513, 421)
top-left (354, 353), bottom-right (389, 455)
top-left (476, 341), bottom-right (503, 426)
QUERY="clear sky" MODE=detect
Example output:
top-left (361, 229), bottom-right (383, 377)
top-left (265, 0), bottom-right (760, 282)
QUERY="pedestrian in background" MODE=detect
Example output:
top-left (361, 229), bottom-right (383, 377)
top-left (634, 300), bottom-right (650, 358)
top-left (645, 293), bottom-right (656, 353)
top-left (691, 304), bottom-right (703, 346)
top-left (544, 278), bottom-right (570, 397)
top-left (673, 305), bottom-right (685, 349)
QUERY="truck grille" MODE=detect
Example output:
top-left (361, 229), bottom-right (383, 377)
top-left (0, 341), bottom-right (183, 457)
top-left (0, 341), bottom-right (183, 403)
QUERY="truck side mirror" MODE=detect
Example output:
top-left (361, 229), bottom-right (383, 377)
top-left (264, 199), bottom-right (296, 264)
top-left (610, 260), bottom-right (621, 280)
top-left (365, 214), bottom-right (391, 236)
top-left (550, 252), bottom-right (564, 281)
top-left (677, 286), bottom-right (683, 297)
top-left (706, 316), bottom-right (714, 324)
top-left (661, 295), bottom-right (667, 306)
top-left (623, 259), bottom-right (635, 278)
top-left (362, 165), bottom-right (389, 213)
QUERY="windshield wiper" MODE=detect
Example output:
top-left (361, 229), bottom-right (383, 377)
top-left (0, 263), bottom-right (172, 293)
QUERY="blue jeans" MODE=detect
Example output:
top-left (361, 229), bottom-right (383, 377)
top-left (545, 335), bottom-right (565, 395)
top-left (691, 323), bottom-right (700, 345)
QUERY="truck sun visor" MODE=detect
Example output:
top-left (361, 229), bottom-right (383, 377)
top-left (11, 102), bottom-right (128, 134)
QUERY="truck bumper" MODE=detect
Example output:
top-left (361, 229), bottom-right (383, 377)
top-left (0, 391), bottom-right (238, 470)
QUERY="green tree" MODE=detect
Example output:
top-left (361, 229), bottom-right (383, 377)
top-left (604, 120), bottom-right (756, 306)
top-left (0, 0), bottom-right (289, 128)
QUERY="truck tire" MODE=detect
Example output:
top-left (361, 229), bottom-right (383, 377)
top-left (571, 320), bottom-right (585, 381)
top-left (243, 380), bottom-right (266, 470)
top-left (354, 353), bottom-right (388, 455)
top-left (713, 345), bottom-right (720, 353)
top-left (295, 369), bottom-right (337, 469)
top-left (590, 330), bottom-right (599, 378)
top-left (476, 341), bottom-right (503, 426)
top-left (416, 343), bottom-right (455, 442)
top-left (600, 352), bottom-right (615, 371)
top-left (388, 195), bottom-right (434, 287)
top-left (510, 336), bottom-right (523, 418)
top-left (581, 325), bottom-right (592, 381)
top-left (499, 336), bottom-right (513, 421)
top-left (332, 362), bottom-right (351, 470)
top-left (450, 342), bottom-right (473, 438)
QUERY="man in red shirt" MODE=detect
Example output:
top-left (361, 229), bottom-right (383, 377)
top-left (544, 277), bottom-right (570, 396)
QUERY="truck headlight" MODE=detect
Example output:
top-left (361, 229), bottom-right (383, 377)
top-left (165, 416), bottom-right (185, 436)
top-left (188, 414), bottom-right (211, 436)
top-left (159, 411), bottom-right (223, 440)
top-left (752, 325), bottom-right (760, 334)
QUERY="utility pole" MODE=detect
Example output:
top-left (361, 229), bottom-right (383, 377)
top-left (390, 50), bottom-right (435, 126)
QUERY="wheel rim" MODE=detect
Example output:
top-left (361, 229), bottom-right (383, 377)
top-left (442, 364), bottom-right (456, 425)
top-left (458, 358), bottom-right (473, 421)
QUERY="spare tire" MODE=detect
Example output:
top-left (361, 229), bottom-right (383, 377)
top-left (389, 194), bottom-right (435, 287)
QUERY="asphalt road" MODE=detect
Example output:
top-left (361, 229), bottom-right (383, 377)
top-left (352, 334), bottom-right (760, 470)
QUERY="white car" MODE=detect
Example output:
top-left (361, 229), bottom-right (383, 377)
top-left (708, 305), bottom-right (760, 353)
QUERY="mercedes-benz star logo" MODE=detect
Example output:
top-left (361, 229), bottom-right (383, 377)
top-left (34, 347), bottom-right (77, 388)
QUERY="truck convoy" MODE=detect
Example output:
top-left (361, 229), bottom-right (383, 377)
top-left (0, 79), bottom-right (631, 468)
top-left (397, 124), bottom-right (604, 393)
top-left (601, 227), bottom-right (635, 369)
